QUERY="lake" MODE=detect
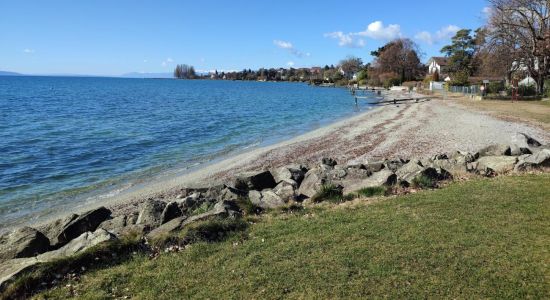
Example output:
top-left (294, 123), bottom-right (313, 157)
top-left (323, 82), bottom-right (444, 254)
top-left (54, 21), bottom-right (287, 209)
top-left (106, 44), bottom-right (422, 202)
top-left (0, 77), bottom-right (375, 229)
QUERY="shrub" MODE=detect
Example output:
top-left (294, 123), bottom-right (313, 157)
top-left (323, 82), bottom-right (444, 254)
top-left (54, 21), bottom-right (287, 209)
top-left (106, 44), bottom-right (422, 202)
top-left (450, 70), bottom-right (470, 86)
top-left (356, 186), bottom-right (387, 198)
top-left (235, 196), bottom-right (262, 215)
top-left (508, 85), bottom-right (538, 97)
top-left (412, 175), bottom-right (435, 188)
top-left (310, 184), bottom-right (346, 203)
top-left (486, 81), bottom-right (505, 94)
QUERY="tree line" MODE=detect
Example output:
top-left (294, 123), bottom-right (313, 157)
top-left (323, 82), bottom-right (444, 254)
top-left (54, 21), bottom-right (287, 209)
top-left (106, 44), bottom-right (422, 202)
top-left (174, 0), bottom-right (549, 94)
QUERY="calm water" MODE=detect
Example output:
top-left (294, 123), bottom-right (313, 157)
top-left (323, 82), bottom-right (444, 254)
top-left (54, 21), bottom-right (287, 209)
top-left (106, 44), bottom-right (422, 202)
top-left (0, 76), bottom-right (374, 228)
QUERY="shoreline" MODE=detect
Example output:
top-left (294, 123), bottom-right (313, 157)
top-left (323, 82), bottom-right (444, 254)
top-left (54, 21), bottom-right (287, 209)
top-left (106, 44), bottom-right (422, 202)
top-left (25, 97), bottom-right (387, 229)
top-left (10, 91), bottom-right (550, 231)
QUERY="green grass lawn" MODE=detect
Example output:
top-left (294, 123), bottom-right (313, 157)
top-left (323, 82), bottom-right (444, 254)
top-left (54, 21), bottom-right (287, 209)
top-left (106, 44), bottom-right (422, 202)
top-left (36, 174), bottom-right (550, 299)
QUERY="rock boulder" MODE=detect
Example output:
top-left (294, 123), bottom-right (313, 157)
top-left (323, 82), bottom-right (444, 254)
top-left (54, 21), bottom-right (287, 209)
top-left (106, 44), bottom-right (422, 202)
top-left (136, 200), bottom-right (166, 227)
top-left (0, 227), bottom-right (50, 261)
top-left (234, 171), bottom-right (277, 191)
top-left (476, 156), bottom-right (518, 174)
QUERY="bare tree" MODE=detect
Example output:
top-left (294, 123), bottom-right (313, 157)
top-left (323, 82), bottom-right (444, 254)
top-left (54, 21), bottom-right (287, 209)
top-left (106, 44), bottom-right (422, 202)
top-left (486, 0), bottom-right (550, 93)
top-left (370, 38), bottom-right (424, 84)
top-left (338, 56), bottom-right (363, 79)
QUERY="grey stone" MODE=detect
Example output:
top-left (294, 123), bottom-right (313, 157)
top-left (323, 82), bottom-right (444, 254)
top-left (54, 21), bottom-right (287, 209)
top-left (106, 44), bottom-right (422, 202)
top-left (297, 167), bottom-right (328, 198)
top-left (160, 201), bottom-right (183, 224)
top-left (0, 227), bottom-right (50, 261)
top-left (512, 132), bottom-right (542, 148)
top-left (0, 229), bottom-right (116, 289)
top-left (515, 149), bottom-right (550, 170)
top-left (234, 170), bottom-right (277, 191)
top-left (273, 181), bottom-right (296, 202)
top-left (271, 164), bottom-right (307, 186)
top-left (147, 200), bottom-right (239, 240)
top-left (384, 158), bottom-right (408, 172)
top-left (249, 190), bottom-right (286, 209)
top-left (364, 161), bottom-right (385, 173)
top-left (0, 257), bottom-right (38, 289)
top-left (395, 160), bottom-right (425, 186)
top-left (99, 215), bottom-right (127, 232)
top-left (136, 200), bottom-right (166, 227)
top-left (479, 144), bottom-right (511, 157)
top-left (476, 156), bottom-right (518, 174)
top-left (54, 207), bottom-right (111, 247)
top-left (38, 229), bottom-right (116, 261)
top-left (220, 187), bottom-right (246, 201)
top-left (341, 169), bottom-right (396, 194)
top-left (38, 214), bottom-right (78, 248)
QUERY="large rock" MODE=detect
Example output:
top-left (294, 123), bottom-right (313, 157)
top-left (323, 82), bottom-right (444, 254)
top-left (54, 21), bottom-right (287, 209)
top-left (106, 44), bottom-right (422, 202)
top-left (234, 171), bottom-right (277, 191)
top-left (364, 161), bottom-right (385, 173)
top-left (53, 207), bottom-right (111, 247)
top-left (39, 229), bottom-right (116, 261)
top-left (249, 190), bottom-right (286, 209)
top-left (160, 201), bottom-right (183, 224)
top-left (147, 200), bottom-right (239, 240)
top-left (341, 169), bottom-right (397, 195)
top-left (475, 156), bottom-right (518, 174)
top-left (515, 149), bottom-right (550, 170)
top-left (99, 215), bottom-right (127, 232)
top-left (219, 187), bottom-right (246, 201)
top-left (271, 164), bottom-right (307, 186)
top-left (39, 214), bottom-right (78, 248)
top-left (0, 227), bottom-right (50, 261)
top-left (426, 152), bottom-right (473, 176)
top-left (273, 181), bottom-right (296, 202)
top-left (384, 158), bottom-right (408, 172)
top-left (297, 167), bottom-right (328, 198)
top-left (395, 160), bottom-right (425, 186)
top-left (512, 132), bottom-right (542, 148)
top-left (478, 144), bottom-right (510, 157)
top-left (0, 229), bottom-right (117, 289)
top-left (0, 257), bottom-right (38, 290)
top-left (136, 200), bottom-right (166, 227)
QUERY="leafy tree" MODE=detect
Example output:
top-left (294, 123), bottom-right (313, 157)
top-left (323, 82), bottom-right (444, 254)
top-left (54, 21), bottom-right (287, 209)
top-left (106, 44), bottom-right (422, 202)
top-left (440, 29), bottom-right (477, 75)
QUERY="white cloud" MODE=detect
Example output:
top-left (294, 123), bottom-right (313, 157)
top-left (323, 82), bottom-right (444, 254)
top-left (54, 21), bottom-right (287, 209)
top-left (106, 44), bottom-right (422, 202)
top-left (274, 40), bottom-right (293, 49)
top-left (23, 48), bottom-right (35, 54)
top-left (414, 25), bottom-right (460, 45)
top-left (143, 59), bottom-right (148, 63)
top-left (166, 58), bottom-right (173, 63)
top-left (324, 21), bottom-right (401, 48)
top-left (287, 61), bottom-right (295, 67)
top-left (356, 21), bottom-right (402, 40)
top-left (324, 32), bottom-right (360, 47)
top-left (273, 40), bottom-right (308, 57)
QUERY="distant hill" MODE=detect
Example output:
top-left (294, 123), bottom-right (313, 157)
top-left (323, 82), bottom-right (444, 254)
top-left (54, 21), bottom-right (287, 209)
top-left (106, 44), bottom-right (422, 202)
top-left (120, 72), bottom-right (173, 79)
top-left (0, 71), bottom-right (23, 76)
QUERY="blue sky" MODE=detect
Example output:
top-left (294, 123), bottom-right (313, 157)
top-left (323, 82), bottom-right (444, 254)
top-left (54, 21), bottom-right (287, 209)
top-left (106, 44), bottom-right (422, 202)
top-left (0, 0), bottom-right (489, 76)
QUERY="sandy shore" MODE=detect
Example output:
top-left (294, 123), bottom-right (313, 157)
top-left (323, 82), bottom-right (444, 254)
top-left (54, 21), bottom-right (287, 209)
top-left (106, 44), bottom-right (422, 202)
top-left (23, 90), bottom-right (550, 225)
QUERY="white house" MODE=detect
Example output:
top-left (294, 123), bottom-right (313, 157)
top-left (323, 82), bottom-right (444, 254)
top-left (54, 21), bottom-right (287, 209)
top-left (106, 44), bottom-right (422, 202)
top-left (427, 57), bottom-right (450, 76)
